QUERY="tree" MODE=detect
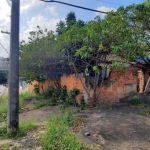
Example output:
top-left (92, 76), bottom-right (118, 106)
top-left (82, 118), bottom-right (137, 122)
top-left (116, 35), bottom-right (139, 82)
top-left (55, 17), bottom-right (110, 104)
top-left (20, 26), bottom-right (69, 91)
top-left (102, 1), bottom-right (150, 70)
top-left (56, 20), bottom-right (66, 35)
top-left (20, 27), bottom-right (55, 83)
top-left (65, 12), bottom-right (76, 29)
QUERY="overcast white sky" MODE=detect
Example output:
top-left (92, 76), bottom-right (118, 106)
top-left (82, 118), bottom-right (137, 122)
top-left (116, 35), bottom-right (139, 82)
top-left (0, 0), bottom-right (143, 58)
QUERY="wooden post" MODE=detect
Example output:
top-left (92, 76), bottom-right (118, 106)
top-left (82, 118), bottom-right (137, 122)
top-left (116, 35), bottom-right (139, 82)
top-left (138, 70), bottom-right (144, 93)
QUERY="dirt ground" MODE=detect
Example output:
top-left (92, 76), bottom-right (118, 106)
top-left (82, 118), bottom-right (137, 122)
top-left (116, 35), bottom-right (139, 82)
top-left (0, 102), bottom-right (150, 150)
top-left (75, 103), bottom-right (150, 150)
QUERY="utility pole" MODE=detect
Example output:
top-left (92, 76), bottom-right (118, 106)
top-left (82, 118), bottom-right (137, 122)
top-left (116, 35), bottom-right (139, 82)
top-left (7, 0), bottom-right (20, 134)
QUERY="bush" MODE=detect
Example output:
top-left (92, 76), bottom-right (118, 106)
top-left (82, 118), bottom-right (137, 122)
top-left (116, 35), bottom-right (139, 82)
top-left (139, 108), bottom-right (150, 116)
top-left (34, 86), bottom-right (85, 109)
top-left (41, 113), bottom-right (88, 150)
top-left (130, 98), bottom-right (142, 106)
top-left (33, 84), bottom-right (39, 94)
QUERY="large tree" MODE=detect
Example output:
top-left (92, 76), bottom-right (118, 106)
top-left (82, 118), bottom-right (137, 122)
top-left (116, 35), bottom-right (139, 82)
top-left (20, 27), bottom-right (56, 82)
top-left (102, 0), bottom-right (150, 70)
top-left (55, 17), bottom-right (110, 103)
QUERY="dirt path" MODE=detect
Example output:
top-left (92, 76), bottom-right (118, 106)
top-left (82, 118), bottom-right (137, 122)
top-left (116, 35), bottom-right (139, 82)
top-left (0, 103), bottom-right (150, 150)
top-left (76, 103), bottom-right (150, 150)
top-left (19, 106), bottom-right (60, 124)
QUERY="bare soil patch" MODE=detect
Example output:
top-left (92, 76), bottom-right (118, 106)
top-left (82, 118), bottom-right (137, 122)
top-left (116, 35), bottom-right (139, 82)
top-left (76, 103), bottom-right (150, 150)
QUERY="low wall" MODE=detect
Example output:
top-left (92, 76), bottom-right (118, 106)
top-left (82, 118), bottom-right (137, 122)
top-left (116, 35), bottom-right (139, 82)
top-left (61, 67), bottom-right (138, 103)
top-left (29, 67), bottom-right (138, 103)
top-left (29, 80), bottom-right (54, 93)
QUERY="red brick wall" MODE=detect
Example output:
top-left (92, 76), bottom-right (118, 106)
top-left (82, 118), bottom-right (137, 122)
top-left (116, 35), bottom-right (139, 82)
top-left (61, 68), bottom-right (138, 103)
top-left (99, 68), bottom-right (138, 102)
top-left (29, 67), bottom-right (138, 103)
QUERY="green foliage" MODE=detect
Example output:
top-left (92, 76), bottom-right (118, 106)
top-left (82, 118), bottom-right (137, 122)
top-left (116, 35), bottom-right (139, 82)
top-left (0, 95), bottom-right (8, 122)
top-left (19, 91), bottom-right (35, 110)
top-left (19, 26), bottom-right (56, 82)
top-left (34, 100), bottom-right (51, 109)
top-left (80, 98), bottom-right (86, 110)
top-left (56, 20), bottom-right (66, 35)
top-left (0, 121), bottom-right (37, 139)
top-left (62, 88), bottom-right (80, 107)
top-left (66, 11), bottom-right (76, 29)
top-left (0, 71), bottom-right (8, 84)
top-left (130, 98), bottom-right (142, 106)
top-left (59, 85), bottom-right (68, 101)
top-left (0, 92), bottom-right (35, 122)
top-left (139, 108), bottom-right (150, 116)
top-left (34, 86), bottom-right (80, 108)
top-left (33, 84), bottom-right (39, 94)
top-left (41, 112), bottom-right (88, 150)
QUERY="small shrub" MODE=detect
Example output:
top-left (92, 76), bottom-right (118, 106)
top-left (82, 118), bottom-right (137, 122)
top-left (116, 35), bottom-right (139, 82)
top-left (139, 108), bottom-right (150, 116)
top-left (130, 98), bottom-right (142, 106)
top-left (59, 85), bottom-right (68, 101)
top-left (80, 98), bottom-right (85, 110)
top-left (33, 84), bottom-right (39, 94)
top-left (62, 88), bottom-right (80, 106)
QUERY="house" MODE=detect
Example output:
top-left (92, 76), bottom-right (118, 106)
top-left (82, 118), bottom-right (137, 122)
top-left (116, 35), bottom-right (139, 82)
top-left (0, 57), bottom-right (9, 71)
top-left (29, 54), bottom-right (150, 103)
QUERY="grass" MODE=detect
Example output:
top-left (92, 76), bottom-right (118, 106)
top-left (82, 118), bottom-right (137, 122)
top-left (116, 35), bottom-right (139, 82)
top-left (0, 92), bottom-right (35, 122)
top-left (0, 121), bottom-right (38, 139)
top-left (139, 108), bottom-right (150, 116)
top-left (0, 94), bottom-right (8, 122)
top-left (41, 112), bottom-right (89, 150)
top-left (19, 91), bottom-right (35, 110)
top-left (0, 143), bottom-right (20, 150)
top-left (34, 100), bottom-right (51, 109)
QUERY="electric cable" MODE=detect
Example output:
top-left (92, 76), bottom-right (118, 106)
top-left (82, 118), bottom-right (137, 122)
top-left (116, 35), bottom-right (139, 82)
top-left (40, 0), bottom-right (111, 14)
top-left (0, 43), bottom-right (9, 55)
top-left (97, 0), bottom-right (124, 6)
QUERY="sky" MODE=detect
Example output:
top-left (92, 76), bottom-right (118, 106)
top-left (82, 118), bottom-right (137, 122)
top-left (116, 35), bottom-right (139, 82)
top-left (0, 0), bottom-right (144, 58)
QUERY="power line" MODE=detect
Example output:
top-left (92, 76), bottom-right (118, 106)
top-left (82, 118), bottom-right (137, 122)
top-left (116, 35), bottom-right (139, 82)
top-left (97, 0), bottom-right (124, 6)
top-left (0, 43), bottom-right (9, 55)
top-left (40, 0), bottom-right (109, 14)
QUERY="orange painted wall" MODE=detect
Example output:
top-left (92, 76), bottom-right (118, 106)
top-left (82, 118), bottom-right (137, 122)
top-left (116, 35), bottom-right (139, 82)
top-left (61, 74), bottom-right (85, 93)
top-left (29, 80), bottom-right (54, 93)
